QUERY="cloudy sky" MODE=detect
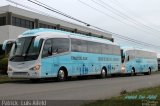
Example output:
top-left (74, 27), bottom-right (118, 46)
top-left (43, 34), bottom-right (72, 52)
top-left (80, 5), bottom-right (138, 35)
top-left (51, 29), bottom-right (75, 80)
top-left (1, 0), bottom-right (160, 53)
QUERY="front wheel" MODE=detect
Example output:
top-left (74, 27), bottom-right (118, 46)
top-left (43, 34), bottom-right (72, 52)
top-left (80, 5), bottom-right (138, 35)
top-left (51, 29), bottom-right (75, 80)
top-left (130, 68), bottom-right (136, 76)
top-left (57, 69), bottom-right (67, 81)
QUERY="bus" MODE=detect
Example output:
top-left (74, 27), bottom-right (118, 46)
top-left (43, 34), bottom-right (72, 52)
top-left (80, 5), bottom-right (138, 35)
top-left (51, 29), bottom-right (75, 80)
top-left (121, 48), bottom-right (158, 75)
top-left (2, 28), bottom-right (121, 81)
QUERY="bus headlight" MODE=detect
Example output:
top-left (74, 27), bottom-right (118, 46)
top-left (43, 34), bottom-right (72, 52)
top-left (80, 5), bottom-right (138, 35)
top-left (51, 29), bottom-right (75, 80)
top-left (30, 64), bottom-right (40, 71)
top-left (121, 66), bottom-right (125, 71)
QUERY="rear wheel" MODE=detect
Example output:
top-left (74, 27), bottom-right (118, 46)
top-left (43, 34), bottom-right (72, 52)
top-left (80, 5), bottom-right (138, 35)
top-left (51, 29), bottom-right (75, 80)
top-left (100, 68), bottom-right (107, 78)
top-left (144, 68), bottom-right (151, 75)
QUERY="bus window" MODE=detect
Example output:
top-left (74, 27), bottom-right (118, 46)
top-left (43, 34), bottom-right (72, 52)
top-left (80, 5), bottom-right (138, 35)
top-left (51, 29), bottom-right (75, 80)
top-left (101, 44), bottom-right (112, 54)
top-left (71, 39), bottom-right (88, 53)
top-left (9, 37), bottom-right (43, 62)
top-left (88, 41), bottom-right (100, 54)
top-left (52, 38), bottom-right (69, 54)
top-left (42, 39), bottom-right (52, 58)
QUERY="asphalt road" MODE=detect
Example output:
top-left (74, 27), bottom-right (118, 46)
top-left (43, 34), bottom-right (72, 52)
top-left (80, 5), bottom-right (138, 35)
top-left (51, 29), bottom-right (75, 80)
top-left (0, 73), bottom-right (160, 101)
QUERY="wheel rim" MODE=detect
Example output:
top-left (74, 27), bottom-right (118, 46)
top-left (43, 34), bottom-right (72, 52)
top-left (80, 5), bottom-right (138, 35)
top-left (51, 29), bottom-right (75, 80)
top-left (131, 69), bottom-right (134, 76)
top-left (149, 68), bottom-right (151, 74)
top-left (59, 70), bottom-right (65, 80)
top-left (101, 69), bottom-right (106, 77)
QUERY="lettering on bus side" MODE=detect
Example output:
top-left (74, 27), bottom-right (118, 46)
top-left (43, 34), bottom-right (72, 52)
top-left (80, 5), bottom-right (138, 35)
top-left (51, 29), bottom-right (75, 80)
top-left (98, 57), bottom-right (120, 61)
top-left (71, 56), bottom-right (88, 60)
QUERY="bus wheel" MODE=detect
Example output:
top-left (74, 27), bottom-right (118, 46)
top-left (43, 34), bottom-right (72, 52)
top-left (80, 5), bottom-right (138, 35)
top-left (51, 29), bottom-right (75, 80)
top-left (100, 68), bottom-right (107, 78)
top-left (57, 69), bottom-right (67, 81)
top-left (130, 70), bottom-right (134, 76)
top-left (144, 68), bottom-right (151, 75)
top-left (131, 68), bottom-right (136, 76)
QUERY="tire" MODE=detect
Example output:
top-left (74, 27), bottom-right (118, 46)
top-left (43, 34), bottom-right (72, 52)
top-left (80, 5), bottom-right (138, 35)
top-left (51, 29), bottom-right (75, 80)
top-left (130, 69), bottom-right (134, 76)
top-left (130, 68), bottom-right (136, 76)
top-left (57, 69), bottom-right (67, 81)
top-left (144, 68), bottom-right (151, 75)
top-left (100, 68), bottom-right (107, 78)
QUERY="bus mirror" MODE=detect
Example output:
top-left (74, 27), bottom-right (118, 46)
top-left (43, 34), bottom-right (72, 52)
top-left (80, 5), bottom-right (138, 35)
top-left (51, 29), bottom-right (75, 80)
top-left (2, 40), bottom-right (15, 51)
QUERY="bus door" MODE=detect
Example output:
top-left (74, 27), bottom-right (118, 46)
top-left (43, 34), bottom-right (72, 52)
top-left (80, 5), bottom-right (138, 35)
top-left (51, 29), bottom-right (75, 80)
top-left (41, 39), bottom-right (54, 77)
top-left (140, 59), bottom-right (144, 72)
top-left (135, 58), bottom-right (142, 72)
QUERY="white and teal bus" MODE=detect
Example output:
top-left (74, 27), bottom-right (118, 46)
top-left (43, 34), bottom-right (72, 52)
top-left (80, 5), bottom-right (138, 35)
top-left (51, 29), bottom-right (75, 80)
top-left (121, 48), bottom-right (158, 75)
top-left (3, 28), bottom-right (121, 81)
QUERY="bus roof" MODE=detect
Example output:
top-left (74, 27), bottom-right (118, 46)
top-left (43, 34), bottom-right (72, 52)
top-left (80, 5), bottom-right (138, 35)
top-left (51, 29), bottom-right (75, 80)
top-left (121, 46), bottom-right (156, 54)
top-left (20, 28), bottom-right (119, 46)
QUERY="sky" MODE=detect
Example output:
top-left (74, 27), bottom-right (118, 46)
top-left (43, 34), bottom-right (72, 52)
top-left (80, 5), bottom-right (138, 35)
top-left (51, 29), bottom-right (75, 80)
top-left (1, 0), bottom-right (160, 54)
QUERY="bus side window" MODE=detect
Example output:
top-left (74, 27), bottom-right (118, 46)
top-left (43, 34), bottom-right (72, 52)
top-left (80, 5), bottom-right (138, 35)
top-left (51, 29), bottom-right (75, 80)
top-left (42, 39), bottom-right (52, 58)
top-left (52, 38), bottom-right (69, 54)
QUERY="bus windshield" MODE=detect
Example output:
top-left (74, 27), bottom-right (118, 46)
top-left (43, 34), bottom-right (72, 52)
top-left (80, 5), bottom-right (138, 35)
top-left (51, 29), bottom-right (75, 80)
top-left (9, 36), bottom-right (43, 62)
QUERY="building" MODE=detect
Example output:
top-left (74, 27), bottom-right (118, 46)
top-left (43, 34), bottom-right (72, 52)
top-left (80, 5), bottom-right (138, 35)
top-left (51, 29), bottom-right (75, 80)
top-left (0, 5), bottom-right (113, 54)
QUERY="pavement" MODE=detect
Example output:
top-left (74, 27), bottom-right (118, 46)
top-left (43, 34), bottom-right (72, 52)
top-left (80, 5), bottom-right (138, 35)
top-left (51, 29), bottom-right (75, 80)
top-left (0, 73), bottom-right (160, 105)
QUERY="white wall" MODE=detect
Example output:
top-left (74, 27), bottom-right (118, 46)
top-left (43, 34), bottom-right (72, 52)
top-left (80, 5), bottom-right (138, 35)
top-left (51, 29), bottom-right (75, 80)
top-left (0, 25), bottom-right (28, 44)
top-left (8, 25), bottom-right (28, 40)
top-left (5, 5), bottom-right (112, 39)
top-left (0, 25), bottom-right (9, 44)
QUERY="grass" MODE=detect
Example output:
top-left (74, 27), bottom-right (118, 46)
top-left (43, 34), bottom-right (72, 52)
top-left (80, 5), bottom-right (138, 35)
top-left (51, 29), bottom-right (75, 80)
top-left (0, 75), bottom-right (25, 84)
top-left (0, 75), bottom-right (13, 83)
top-left (82, 86), bottom-right (160, 106)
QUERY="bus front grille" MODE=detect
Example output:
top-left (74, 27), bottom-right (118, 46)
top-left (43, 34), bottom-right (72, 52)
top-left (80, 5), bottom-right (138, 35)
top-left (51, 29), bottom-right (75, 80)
top-left (12, 72), bottom-right (28, 76)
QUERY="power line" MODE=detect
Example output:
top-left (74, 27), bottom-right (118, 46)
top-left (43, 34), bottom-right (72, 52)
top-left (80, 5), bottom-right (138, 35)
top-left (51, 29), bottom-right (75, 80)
top-left (5, 0), bottom-right (160, 48)
top-left (27, 0), bottom-right (90, 26)
top-left (78, 0), bottom-right (150, 34)
top-left (92, 26), bottom-right (160, 48)
top-left (108, 0), bottom-right (160, 32)
top-left (98, 0), bottom-right (160, 32)
top-left (25, 0), bottom-right (160, 48)
top-left (5, 0), bottom-right (56, 18)
top-left (91, 0), bottom-right (160, 37)
top-left (5, 0), bottom-right (75, 23)
top-left (78, 0), bottom-right (160, 46)
top-left (31, 0), bottom-right (152, 37)
top-left (77, 0), bottom-right (160, 48)
top-left (78, 0), bottom-right (149, 35)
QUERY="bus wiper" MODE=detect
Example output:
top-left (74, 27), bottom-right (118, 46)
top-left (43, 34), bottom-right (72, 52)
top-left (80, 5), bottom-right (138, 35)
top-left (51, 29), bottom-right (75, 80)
top-left (24, 55), bottom-right (36, 60)
top-left (9, 56), bottom-right (15, 61)
top-left (9, 55), bottom-right (23, 61)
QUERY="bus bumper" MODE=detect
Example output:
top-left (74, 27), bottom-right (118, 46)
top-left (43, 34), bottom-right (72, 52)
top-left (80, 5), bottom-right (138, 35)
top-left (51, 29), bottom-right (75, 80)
top-left (7, 70), bottom-right (40, 79)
